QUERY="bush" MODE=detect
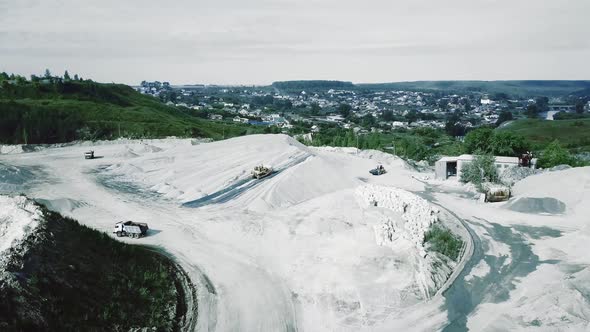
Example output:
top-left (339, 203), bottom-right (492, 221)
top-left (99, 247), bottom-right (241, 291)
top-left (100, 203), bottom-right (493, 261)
top-left (423, 225), bottom-right (463, 261)
top-left (537, 140), bottom-right (579, 168)
top-left (460, 153), bottom-right (499, 191)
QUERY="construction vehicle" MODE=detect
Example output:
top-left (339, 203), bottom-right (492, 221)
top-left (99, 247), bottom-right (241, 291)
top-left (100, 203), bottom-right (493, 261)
top-left (113, 221), bottom-right (149, 238)
top-left (84, 150), bottom-right (95, 159)
top-left (369, 165), bottom-right (387, 176)
top-left (252, 165), bottom-right (273, 179)
top-left (484, 185), bottom-right (511, 202)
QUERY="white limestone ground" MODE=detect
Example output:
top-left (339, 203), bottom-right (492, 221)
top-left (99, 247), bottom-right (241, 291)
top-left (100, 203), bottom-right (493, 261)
top-left (2, 134), bottom-right (589, 331)
top-left (0, 135), bottom-right (462, 331)
top-left (428, 166), bottom-right (590, 331)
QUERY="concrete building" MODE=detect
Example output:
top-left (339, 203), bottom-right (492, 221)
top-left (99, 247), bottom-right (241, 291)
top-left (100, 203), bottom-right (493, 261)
top-left (435, 154), bottom-right (536, 180)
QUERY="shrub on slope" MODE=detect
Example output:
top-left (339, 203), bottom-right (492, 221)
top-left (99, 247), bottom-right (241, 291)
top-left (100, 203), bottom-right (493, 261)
top-left (423, 225), bottom-right (463, 261)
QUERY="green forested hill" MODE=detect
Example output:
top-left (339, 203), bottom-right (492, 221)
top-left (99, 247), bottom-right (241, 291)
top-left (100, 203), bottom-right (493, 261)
top-left (0, 76), bottom-right (259, 144)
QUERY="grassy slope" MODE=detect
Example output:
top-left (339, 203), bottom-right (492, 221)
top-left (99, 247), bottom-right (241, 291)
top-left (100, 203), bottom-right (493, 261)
top-left (0, 81), bottom-right (262, 144)
top-left (498, 118), bottom-right (590, 152)
top-left (0, 205), bottom-right (188, 331)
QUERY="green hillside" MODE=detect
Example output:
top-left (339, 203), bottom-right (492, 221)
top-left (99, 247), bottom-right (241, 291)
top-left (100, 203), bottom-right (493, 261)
top-left (0, 76), bottom-right (261, 144)
top-left (498, 118), bottom-right (590, 152)
top-left (0, 202), bottom-right (195, 331)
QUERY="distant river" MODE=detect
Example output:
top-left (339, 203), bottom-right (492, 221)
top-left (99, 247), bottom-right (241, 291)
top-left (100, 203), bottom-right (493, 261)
top-left (539, 110), bottom-right (559, 120)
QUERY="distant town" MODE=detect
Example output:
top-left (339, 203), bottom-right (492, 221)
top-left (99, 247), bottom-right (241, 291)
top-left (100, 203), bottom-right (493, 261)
top-left (137, 80), bottom-right (590, 141)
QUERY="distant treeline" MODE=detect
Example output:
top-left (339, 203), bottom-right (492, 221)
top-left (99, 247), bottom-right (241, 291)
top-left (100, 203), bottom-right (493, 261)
top-left (271, 80), bottom-right (355, 90)
top-left (269, 79), bottom-right (590, 97)
top-left (357, 81), bottom-right (590, 98)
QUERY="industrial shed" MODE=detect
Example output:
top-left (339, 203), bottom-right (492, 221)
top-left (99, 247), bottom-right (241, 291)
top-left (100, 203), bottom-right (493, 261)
top-left (435, 154), bottom-right (537, 180)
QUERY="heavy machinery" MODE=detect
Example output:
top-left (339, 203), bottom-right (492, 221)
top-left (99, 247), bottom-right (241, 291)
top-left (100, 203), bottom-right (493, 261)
top-left (84, 150), bottom-right (95, 159)
top-left (369, 165), bottom-right (387, 176)
top-left (484, 185), bottom-right (511, 202)
top-left (252, 165), bottom-right (273, 179)
top-left (113, 221), bottom-right (149, 238)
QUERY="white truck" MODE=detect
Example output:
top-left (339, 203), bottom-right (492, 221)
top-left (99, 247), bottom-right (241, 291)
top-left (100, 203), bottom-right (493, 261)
top-left (113, 221), bottom-right (149, 238)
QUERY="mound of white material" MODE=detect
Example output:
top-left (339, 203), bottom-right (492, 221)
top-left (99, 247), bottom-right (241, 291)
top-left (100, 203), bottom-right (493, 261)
top-left (132, 143), bottom-right (163, 154)
top-left (0, 196), bottom-right (42, 265)
top-left (511, 166), bottom-right (590, 217)
top-left (104, 134), bottom-right (314, 203)
top-left (356, 184), bottom-right (439, 257)
top-left (112, 146), bottom-right (140, 158)
top-left (0, 145), bottom-right (24, 155)
top-left (312, 146), bottom-right (412, 171)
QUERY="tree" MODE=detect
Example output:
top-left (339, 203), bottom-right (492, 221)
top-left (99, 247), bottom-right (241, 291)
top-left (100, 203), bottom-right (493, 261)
top-left (360, 114), bottom-right (376, 127)
top-left (338, 103), bottom-right (352, 118)
top-left (495, 111), bottom-right (513, 127)
top-left (535, 97), bottom-right (549, 112)
top-left (489, 131), bottom-right (529, 156)
top-left (405, 110), bottom-right (418, 124)
top-left (382, 110), bottom-right (394, 122)
top-left (460, 153), bottom-right (499, 191)
top-left (74, 74), bottom-right (79, 81)
top-left (537, 140), bottom-right (577, 168)
top-left (64, 70), bottom-right (71, 80)
top-left (464, 127), bottom-right (494, 154)
top-left (575, 101), bottom-right (586, 114)
top-left (399, 136), bottom-right (428, 160)
top-left (310, 103), bottom-right (321, 116)
top-left (445, 113), bottom-right (465, 137)
top-left (14, 75), bottom-right (26, 85)
top-left (525, 104), bottom-right (539, 118)
top-left (44, 69), bottom-right (52, 78)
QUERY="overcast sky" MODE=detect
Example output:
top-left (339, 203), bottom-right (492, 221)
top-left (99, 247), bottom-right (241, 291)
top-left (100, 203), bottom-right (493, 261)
top-left (1, 0), bottom-right (589, 85)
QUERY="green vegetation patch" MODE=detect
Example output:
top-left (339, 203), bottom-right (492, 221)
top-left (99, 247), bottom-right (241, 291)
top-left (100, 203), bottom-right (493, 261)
top-left (0, 206), bottom-right (187, 331)
top-left (498, 118), bottom-right (590, 153)
top-left (423, 225), bottom-right (464, 261)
